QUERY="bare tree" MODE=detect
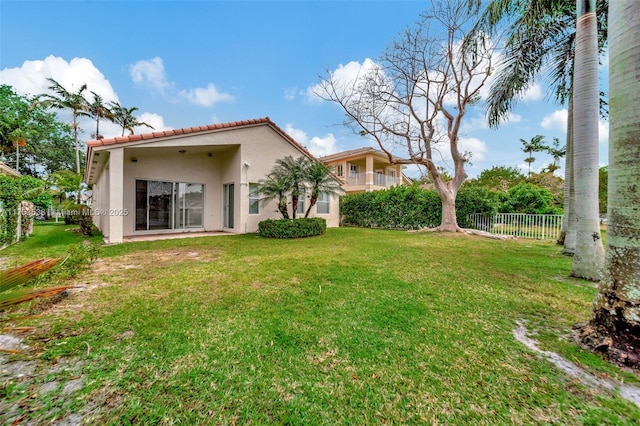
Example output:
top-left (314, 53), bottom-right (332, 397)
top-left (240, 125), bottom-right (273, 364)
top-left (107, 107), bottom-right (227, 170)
top-left (316, 0), bottom-right (494, 231)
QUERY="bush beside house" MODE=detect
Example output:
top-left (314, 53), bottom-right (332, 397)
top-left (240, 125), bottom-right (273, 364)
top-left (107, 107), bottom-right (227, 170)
top-left (258, 218), bottom-right (326, 238)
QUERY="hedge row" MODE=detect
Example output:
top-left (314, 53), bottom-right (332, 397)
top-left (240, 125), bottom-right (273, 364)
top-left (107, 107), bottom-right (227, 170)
top-left (340, 183), bottom-right (557, 229)
top-left (258, 218), bottom-right (326, 238)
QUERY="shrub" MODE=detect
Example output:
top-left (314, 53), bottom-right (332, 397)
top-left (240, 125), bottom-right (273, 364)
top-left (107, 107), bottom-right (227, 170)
top-left (258, 218), bottom-right (326, 238)
top-left (341, 184), bottom-right (499, 230)
top-left (499, 182), bottom-right (562, 215)
top-left (456, 186), bottom-right (500, 228)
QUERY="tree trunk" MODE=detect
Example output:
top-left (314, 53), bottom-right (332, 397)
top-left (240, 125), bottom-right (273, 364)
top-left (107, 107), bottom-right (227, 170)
top-left (561, 96), bottom-right (576, 252)
top-left (586, 0), bottom-right (640, 368)
top-left (434, 185), bottom-right (461, 232)
top-left (73, 112), bottom-right (80, 174)
top-left (570, 0), bottom-right (604, 281)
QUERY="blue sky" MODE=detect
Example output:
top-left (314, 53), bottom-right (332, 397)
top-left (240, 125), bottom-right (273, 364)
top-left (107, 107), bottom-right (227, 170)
top-left (0, 0), bottom-right (608, 178)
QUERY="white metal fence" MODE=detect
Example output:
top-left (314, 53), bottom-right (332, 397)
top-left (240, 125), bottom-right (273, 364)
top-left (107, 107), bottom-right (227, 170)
top-left (468, 213), bottom-right (563, 240)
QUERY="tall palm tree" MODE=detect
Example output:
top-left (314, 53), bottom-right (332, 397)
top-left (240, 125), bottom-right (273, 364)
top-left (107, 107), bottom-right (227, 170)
top-left (303, 162), bottom-right (343, 218)
top-left (570, 0), bottom-right (604, 281)
top-left (38, 78), bottom-right (89, 173)
top-left (471, 0), bottom-right (607, 276)
top-left (520, 134), bottom-right (547, 177)
top-left (109, 102), bottom-right (154, 137)
top-left (87, 92), bottom-right (111, 140)
top-left (586, 0), bottom-right (640, 369)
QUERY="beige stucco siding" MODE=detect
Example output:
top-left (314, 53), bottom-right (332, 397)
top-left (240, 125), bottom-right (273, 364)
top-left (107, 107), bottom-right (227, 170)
top-left (87, 120), bottom-right (340, 243)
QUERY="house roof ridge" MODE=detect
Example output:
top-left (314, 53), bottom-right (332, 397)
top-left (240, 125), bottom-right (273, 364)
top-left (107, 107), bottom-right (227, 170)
top-left (87, 117), bottom-right (273, 147)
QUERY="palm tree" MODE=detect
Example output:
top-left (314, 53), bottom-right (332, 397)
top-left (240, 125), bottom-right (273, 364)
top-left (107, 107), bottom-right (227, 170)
top-left (274, 155), bottom-right (311, 219)
top-left (109, 102), bottom-right (154, 136)
top-left (255, 172), bottom-right (291, 219)
top-left (544, 137), bottom-right (566, 174)
top-left (304, 162), bottom-right (343, 218)
top-left (570, 0), bottom-right (604, 281)
top-left (520, 135), bottom-right (547, 177)
top-left (37, 78), bottom-right (89, 173)
top-left (471, 0), bottom-right (607, 277)
top-left (87, 92), bottom-right (111, 140)
top-left (586, 0), bottom-right (640, 369)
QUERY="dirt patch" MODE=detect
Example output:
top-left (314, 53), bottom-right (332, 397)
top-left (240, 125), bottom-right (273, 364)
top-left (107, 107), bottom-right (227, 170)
top-left (0, 247), bottom-right (219, 424)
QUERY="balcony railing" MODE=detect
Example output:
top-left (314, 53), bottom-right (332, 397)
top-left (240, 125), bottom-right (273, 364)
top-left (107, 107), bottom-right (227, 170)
top-left (345, 173), bottom-right (400, 187)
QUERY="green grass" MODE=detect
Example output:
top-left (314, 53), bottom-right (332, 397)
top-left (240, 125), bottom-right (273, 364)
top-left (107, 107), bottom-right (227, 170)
top-left (2, 225), bottom-right (639, 424)
top-left (0, 221), bottom-right (103, 267)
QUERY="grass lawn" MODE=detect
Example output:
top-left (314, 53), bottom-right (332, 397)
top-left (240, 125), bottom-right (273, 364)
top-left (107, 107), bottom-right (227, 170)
top-left (1, 223), bottom-right (639, 424)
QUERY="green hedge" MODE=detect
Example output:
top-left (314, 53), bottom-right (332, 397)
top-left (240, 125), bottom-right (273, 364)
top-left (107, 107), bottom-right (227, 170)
top-left (258, 218), bottom-right (327, 238)
top-left (340, 184), bottom-right (499, 229)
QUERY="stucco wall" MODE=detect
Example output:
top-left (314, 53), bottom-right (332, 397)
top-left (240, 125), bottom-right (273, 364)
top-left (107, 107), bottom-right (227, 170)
top-left (89, 123), bottom-right (340, 241)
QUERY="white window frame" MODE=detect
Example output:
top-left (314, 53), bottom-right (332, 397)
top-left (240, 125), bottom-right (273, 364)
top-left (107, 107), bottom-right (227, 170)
top-left (249, 183), bottom-right (260, 214)
top-left (317, 192), bottom-right (330, 214)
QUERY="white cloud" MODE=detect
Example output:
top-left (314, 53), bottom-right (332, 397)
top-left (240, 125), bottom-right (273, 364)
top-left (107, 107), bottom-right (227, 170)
top-left (130, 57), bottom-right (233, 107)
top-left (136, 113), bottom-right (171, 134)
top-left (598, 119), bottom-right (609, 145)
top-left (0, 55), bottom-right (118, 102)
top-left (520, 83), bottom-right (544, 102)
top-left (306, 58), bottom-right (379, 103)
top-left (178, 83), bottom-right (234, 107)
top-left (130, 57), bottom-right (171, 93)
top-left (0, 55), bottom-right (173, 142)
top-left (284, 87), bottom-right (298, 101)
top-left (459, 137), bottom-right (487, 162)
top-left (541, 109), bottom-right (568, 131)
top-left (285, 124), bottom-right (338, 158)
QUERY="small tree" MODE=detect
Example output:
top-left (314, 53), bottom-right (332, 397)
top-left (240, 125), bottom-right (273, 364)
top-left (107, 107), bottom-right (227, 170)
top-left (317, 0), bottom-right (495, 232)
top-left (256, 156), bottom-right (341, 220)
top-left (520, 135), bottom-right (548, 177)
top-left (304, 162), bottom-right (342, 218)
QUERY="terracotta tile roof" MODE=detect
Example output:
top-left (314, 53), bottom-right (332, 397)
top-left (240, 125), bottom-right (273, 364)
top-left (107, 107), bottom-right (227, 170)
top-left (86, 117), bottom-right (315, 159)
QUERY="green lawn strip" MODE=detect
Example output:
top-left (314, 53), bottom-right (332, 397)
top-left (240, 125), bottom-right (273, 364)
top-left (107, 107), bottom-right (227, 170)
top-left (0, 221), bottom-right (103, 266)
top-left (2, 226), bottom-right (639, 424)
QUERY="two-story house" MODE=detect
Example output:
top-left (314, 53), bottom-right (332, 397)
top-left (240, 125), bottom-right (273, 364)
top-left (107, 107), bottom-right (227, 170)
top-left (319, 147), bottom-right (411, 194)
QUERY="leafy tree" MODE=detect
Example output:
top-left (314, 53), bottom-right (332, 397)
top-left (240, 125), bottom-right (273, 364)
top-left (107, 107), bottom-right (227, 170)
top-left (467, 166), bottom-right (525, 191)
top-left (0, 85), bottom-right (75, 177)
top-left (499, 182), bottom-right (560, 215)
top-left (526, 172), bottom-right (564, 211)
top-left (598, 165), bottom-right (607, 215)
top-left (318, 0), bottom-right (495, 232)
top-left (109, 102), bottom-right (154, 136)
top-left (520, 135), bottom-right (548, 177)
top-left (37, 78), bottom-right (90, 173)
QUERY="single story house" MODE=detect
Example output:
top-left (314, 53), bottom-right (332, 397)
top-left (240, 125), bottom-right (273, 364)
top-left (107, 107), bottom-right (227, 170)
top-left (84, 117), bottom-right (340, 244)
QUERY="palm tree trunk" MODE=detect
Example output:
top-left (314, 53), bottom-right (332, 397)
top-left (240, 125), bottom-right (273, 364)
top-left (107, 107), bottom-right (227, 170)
top-left (570, 0), bottom-right (604, 281)
top-left (73, 110), bottom-right (80, 174)
top-left (586, 0), bottom-right (640, 368)
top-left (561, 95), bottom-right (576, 252)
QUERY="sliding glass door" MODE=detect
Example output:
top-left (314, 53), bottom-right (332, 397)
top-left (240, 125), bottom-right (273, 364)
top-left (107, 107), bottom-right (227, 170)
top-left (135, 180), bottom-right (204, 231)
